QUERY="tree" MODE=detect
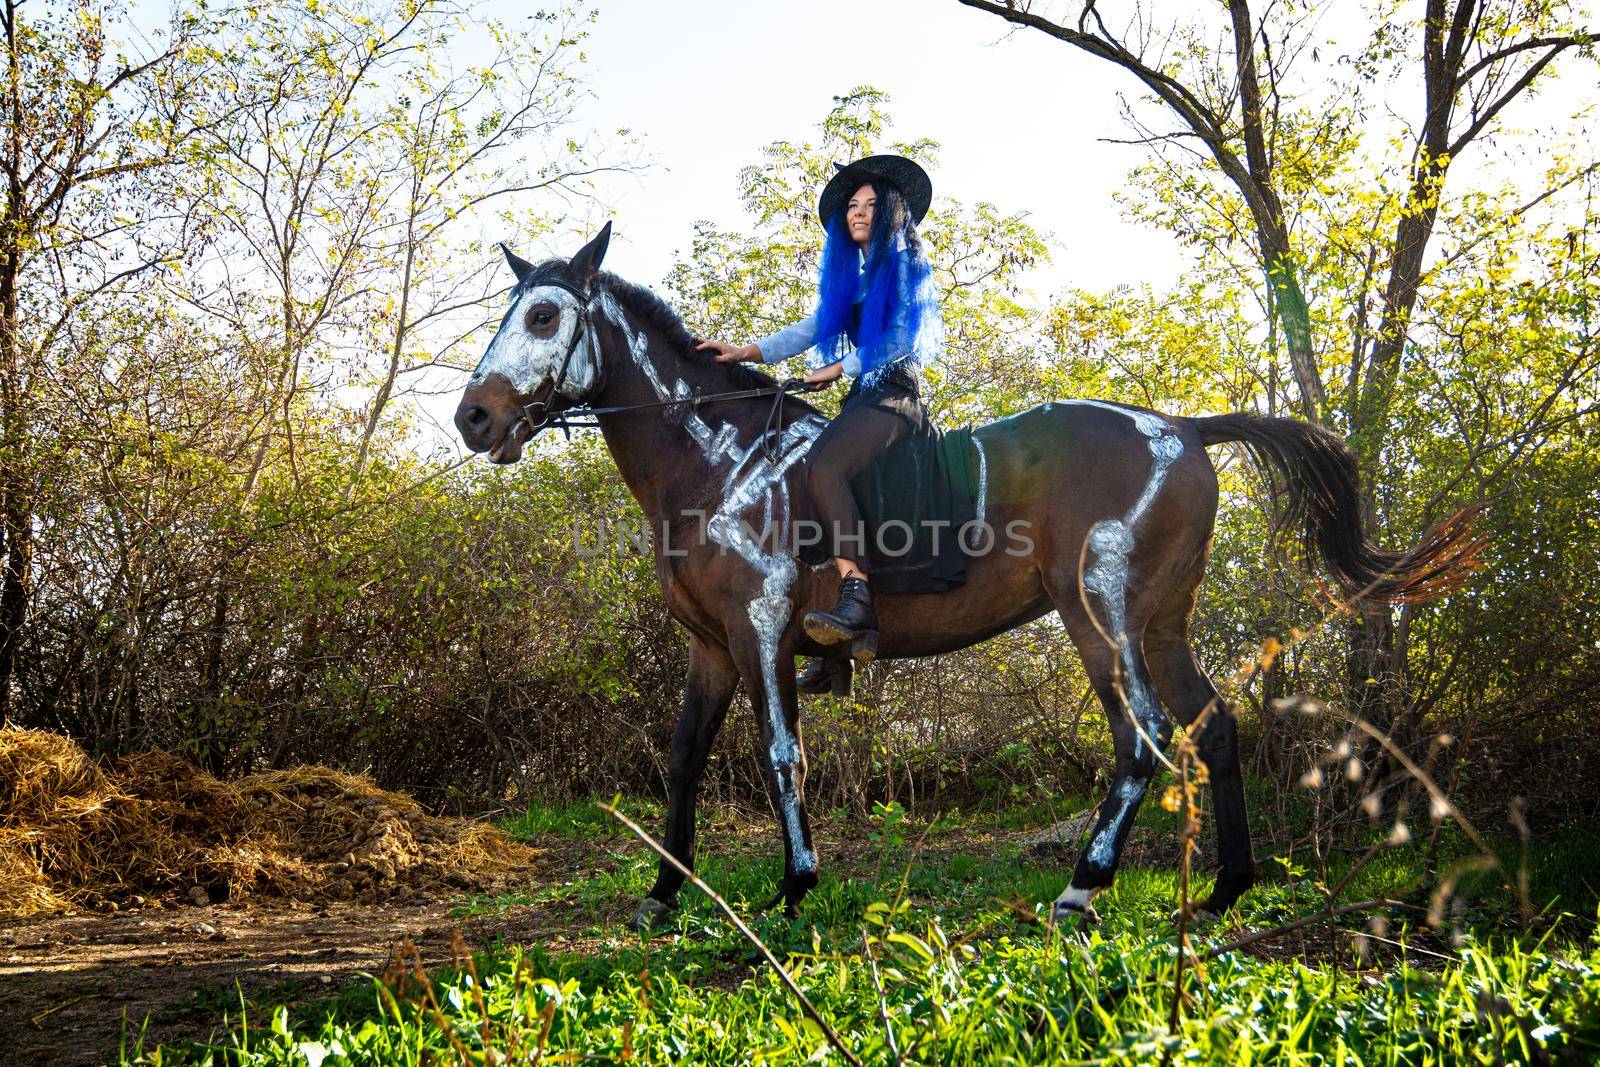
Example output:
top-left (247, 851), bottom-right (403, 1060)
top-left (137, 1), bottom-right (630, 768)
top-left (6, 1), bottom-right (643, 788)
top-left (955, 0), bottom-right (1597, 749)
top-left (347, 11), bottom-right (630, 490)
top-left (955, 0), bottom-right (1592, 429)
top-left (0, 0), bottom-right (223, 716)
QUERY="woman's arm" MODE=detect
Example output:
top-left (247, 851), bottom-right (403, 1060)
top-left (751, 312), bottom-right (818, 363)
top-left (694, 311), bottom-right (820, 365)
top-left (695, 338), bottom-right (762, 363)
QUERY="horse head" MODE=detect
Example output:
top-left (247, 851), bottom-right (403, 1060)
top-left (454, 223), bottom-right (612, 464)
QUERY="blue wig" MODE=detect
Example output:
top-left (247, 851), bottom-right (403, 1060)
top-left (812, 179), bottom-right (942, 382)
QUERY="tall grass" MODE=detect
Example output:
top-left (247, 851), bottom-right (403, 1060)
top-left (129, 800), bottom-right (1600, 1065)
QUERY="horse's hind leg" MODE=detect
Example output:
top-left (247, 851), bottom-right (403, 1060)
top-left (1049, 608), bottom-right (1172, 922)
top-left (1146, 596), bottom-right (1255, 916)
top-left (635, 636), bottom-right (739, 930)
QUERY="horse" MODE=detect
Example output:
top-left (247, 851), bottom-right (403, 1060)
top-left (454, 224), bottom-right (1482, 927)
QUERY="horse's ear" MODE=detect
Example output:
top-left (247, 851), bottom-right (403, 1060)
top-left (501, 243), bottom-right (534, 284)
top-left (569, 221), bottom-right (612, 287)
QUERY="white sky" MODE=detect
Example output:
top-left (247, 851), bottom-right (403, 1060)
top-left (490, 0), bottom-right (1189, 297)
top-left (491, 0), bottom-right (1594, 300)
top-left (410, 0), bottom-right (1591, 454)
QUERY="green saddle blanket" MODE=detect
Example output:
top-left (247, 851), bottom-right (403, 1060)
top-left (799, 422), bottom-right (981, 595)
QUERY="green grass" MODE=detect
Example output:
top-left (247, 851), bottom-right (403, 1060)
top-left (126, 799), bottom-right (1600, 1065)
top-left (497, 795), bottom-right (664, 842)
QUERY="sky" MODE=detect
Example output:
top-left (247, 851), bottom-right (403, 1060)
top-left (484, 0), bottom-right (1594, 301)
top-left (483, 0), bottom-right (1192, 298)
top-left (407, 0), bottom-right (1592, 452)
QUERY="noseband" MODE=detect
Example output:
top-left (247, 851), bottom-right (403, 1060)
top-left (512, 277), bottom-right (822, 461)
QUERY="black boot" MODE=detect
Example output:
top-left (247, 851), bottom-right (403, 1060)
top-left (803, 576), bottom-right (878, 662)
top-left (796, 656), bottom-right (853, 696)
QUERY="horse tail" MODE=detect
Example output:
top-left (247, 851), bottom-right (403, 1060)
top-left (1190, 413), bottom-right (1486, 604)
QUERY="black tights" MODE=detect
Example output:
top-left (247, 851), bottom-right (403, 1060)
top-left (806, 403), bottom-right (910, 568)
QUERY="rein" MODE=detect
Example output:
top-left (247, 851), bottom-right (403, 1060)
top-left (517, 278), bottom-right (821, 460)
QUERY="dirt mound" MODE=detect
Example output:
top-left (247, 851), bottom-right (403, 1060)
top-left (0, 728), bottom-right (543, 917)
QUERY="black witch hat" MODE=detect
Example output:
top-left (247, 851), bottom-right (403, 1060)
top-left (817, 154), bottom-right (932, 227)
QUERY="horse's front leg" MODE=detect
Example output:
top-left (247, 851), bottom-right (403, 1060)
top-left (732, 625), bottom-right (818, 918)
top-left (632, 636), bottom-right (738, 931)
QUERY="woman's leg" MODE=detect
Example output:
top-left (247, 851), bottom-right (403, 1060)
top-left (806, 404), bottom-right (910, 575)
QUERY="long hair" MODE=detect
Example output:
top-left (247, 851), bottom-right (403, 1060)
top-left (812, 178), bottom-right (941, 380)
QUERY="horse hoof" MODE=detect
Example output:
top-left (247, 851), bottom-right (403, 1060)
top-left (630, 897), bottom-right (676, 933)
top-left (1051, 900), bottom-right (1100, 925)
top-left (1171, 906), bottom-right (1219, 929)
top-left (762, 871), bottom-right (819, 916)
top-left (758, 891), bottom-right (803, 919)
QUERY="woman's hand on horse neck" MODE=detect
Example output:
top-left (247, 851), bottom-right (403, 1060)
top-left (695, 339), bottom-right (762, 363)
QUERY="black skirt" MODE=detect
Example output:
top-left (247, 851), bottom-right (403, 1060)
top-left (800, 362), bottom-right (977, 595)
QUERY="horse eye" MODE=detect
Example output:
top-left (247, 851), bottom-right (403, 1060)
top-left (531, 309), bottom-right (554, 327)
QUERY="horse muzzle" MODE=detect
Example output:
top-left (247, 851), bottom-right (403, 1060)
top-left (456, 373), bottom-right (540, 464)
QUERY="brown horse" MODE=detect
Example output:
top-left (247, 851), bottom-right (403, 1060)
top-left (455, 225), bottom-right (1481, 927)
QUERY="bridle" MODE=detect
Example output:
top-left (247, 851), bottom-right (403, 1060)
top-left (516, 274), bottom-right (602, 434)
top-left (514, 276), bottom-right (822, 461)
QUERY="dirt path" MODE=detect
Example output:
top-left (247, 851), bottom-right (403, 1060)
top-left (2, 899), bottom-right (467, 1065)
top-left (0, 822), bottom-right (826, 1064)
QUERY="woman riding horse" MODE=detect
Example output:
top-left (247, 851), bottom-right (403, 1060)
top-left (456, 215), bottom-right (1484, 928)
top-left (696, 154), bottom-right (943, 693)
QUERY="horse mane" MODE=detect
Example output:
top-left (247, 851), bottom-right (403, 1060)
top-left (524, 258), bottom-right (823, 418)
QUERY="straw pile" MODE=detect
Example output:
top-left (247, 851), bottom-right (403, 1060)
top-left (0, 728), bottom-right (542, 917)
